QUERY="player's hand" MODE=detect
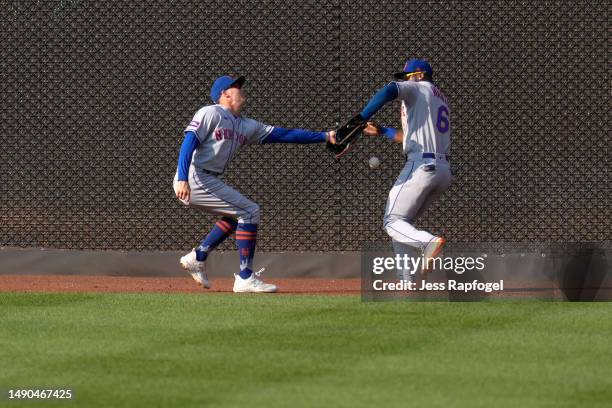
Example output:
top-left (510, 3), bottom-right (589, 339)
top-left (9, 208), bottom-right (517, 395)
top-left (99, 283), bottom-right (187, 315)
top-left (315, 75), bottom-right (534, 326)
top-left (326, 130), bottom-right (337, 144)
top-left (175, 181), bottom-right (191, 202)
top-left (363, 122), bottom-right (382, 137)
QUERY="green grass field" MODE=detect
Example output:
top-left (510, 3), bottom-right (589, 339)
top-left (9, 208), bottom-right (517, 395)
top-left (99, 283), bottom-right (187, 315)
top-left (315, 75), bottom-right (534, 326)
top-left (1, 293), bottom-right (611, 407)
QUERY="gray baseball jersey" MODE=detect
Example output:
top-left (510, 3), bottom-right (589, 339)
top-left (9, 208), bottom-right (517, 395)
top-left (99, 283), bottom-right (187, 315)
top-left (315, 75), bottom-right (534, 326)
top-left (397, 81), bottom-right (451, 156)
top-left (185, 105), bottom-right (273, 174)
top-left (383, 80), bottom-right (452, 261)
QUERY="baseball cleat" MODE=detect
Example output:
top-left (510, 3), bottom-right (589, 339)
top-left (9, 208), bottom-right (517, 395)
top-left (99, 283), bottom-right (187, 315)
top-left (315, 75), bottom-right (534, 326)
top-left (421, 237), bottom-right (446, 276)
top-left (233, 268), bottom-right (277, 293)
top-left (180, 249), bottom-right (211, 289)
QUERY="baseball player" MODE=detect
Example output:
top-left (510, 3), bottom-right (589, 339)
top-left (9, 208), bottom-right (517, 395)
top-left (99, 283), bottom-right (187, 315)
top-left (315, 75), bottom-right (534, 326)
top-left (174, 74), bottom-right (335, 293)
top-left (358, 59), bottom-right (452, 277)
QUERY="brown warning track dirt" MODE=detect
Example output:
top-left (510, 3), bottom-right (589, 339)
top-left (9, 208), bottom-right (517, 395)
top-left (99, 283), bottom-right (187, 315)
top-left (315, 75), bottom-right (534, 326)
top-left (0, 275), bottom-right (361, 295)
top-left (2, 276), bottom-right (608, 300)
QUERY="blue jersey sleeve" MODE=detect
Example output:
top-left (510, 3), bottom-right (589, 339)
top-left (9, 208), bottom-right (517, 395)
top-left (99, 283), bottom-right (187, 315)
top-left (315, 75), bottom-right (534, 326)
top-left (177, 131), bottom-right (200, 181)
top-left (359, 82), bottom-right (399, 120)
top-left (262, 127), bottom-right (327, 144)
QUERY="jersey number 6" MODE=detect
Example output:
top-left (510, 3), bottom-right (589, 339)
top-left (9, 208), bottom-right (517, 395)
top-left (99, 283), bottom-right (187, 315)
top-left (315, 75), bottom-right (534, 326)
top-left (436, 105), bottom-right (450, 133)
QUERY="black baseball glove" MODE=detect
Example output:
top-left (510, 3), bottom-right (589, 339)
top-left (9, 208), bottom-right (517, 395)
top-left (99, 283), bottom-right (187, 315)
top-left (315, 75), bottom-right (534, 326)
top-left (326, 114), bottom-right (367, 159)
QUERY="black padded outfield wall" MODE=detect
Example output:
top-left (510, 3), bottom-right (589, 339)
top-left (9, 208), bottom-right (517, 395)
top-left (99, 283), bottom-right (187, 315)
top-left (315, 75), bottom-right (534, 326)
top-left (1, 1), bottom-right (610, 251)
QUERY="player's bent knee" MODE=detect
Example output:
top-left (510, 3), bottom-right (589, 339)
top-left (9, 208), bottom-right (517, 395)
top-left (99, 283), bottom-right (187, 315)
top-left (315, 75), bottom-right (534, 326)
top-left (384, 218), bottom-right (410, 239)
top-left (385, 222), bottom-right (408, 243)
top-left (383, 216), bottom-right (398, 230)
top-left (245, 203), bottom-right (261, 224)
top-left (250, 206), bottom-right (261, 224)
top-left (383, 218), bottom-right (395, 237)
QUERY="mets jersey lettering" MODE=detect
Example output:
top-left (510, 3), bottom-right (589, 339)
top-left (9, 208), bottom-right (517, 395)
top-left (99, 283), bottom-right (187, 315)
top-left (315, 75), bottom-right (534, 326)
top-left (184, 105), bottom-right (273, 173)
top-left (214, 128), bottom-right (248, 145)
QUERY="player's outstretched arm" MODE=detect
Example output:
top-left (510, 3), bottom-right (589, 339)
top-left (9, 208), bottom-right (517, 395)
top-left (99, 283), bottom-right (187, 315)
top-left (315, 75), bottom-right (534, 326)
top-left (359, 82), bottom-right (399, 120)
top-left (363, 122), bottom-right (402, 143)
top-left (325, 81), bottom-right (400, 159)
top-left (261, 127), bottom-right (334, 144)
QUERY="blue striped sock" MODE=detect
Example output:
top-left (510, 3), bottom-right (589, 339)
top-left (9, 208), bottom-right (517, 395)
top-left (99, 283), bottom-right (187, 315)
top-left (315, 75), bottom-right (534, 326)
top-left (195, 217), bottom-right (237, 261)
top-left (236, 223), bottom-right (258, 279)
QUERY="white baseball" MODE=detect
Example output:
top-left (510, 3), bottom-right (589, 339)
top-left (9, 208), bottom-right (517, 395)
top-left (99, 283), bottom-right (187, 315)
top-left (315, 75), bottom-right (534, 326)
top-left (369, 156), bottom-right (381, 169)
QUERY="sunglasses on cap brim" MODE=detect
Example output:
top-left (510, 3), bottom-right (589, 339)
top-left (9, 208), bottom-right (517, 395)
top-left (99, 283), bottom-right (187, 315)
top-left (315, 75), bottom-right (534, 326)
top-left (393, 70), bottom-right (426, 80)
top-left (402, 71), bottom-right (426, 79)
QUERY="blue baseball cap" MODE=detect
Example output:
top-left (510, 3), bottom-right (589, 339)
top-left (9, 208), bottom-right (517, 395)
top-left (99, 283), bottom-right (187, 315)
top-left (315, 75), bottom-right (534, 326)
top-left (394, 59), bottom-right (433, 79)
top-left (210, 75), bottom-right (245, 103)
